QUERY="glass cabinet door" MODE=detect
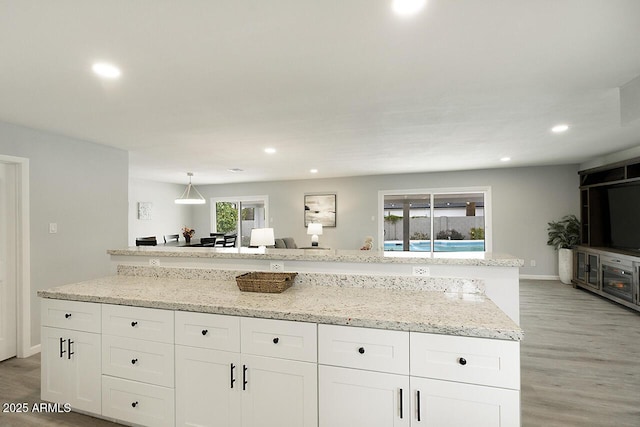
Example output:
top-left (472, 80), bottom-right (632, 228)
top-left (587, 254), bottom-right (599, 288)
top-left (576, 252), bottom-right (586, 282)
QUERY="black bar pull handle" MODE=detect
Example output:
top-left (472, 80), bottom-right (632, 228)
top-left (59, 338), bottom-right (67, 358)
top-left (67, 340), bottom-right (74, 359)
top-left (230, 363), bottom-right (236, 388)
top-left (399, 388), bottom-right (404, 419)
top-left (417, 390), bottom-right (421, 422)
top-left (242, 365), bottom-right (248, 391)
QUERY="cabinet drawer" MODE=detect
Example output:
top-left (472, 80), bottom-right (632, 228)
top-left (318, 324), bottom-right (409, 375)
top-left (41, 299), bottom-right (101, 333)
top-left (175, 311), bottom-right (240, 352)
top-left (102, 376), bottom-right (174, 427)
top-left (410, 333), bottom-right (520, 390)
top-left (102, 304), bottom-right (174, 343)
top-left (102, 335), bottom-right (174, 387)
top-left (241, 317), bottom-right (317, 362)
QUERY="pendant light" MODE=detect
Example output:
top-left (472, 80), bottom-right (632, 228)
top-left (175, 172), bottom-right (206, 204)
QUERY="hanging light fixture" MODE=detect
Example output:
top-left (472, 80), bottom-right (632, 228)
top-left (175, 172), bottom-right (206, 205)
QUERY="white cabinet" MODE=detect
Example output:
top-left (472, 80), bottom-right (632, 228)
top-left (411, 377), bottom-right (520, 426)
top-left (175, 346), bottom-right (241, 427)
top-left (102, 376), bottom-right (175, 427)
top-left (318, 324), bottom-right (409, 374)
top-left (40, 299), bottom-right (102, 415)
top-left (175, 313), bottom-right (318, 427)
top-left (410, 332), bottom-right (520, 390)
top-left (41, 326), bottom-right (101, 414)
top-left (40, 298), bottom-right (520, 427)
top-left (175, 311), bottom-right (242, 427)
top-left (319, 365), bottom-right (409, 427)
top-left (241, 354), bottom-right (317, 427)
top-left (318, 325), bottom-right (520, 427)
top-left (101, 304), bottom-right (176, 427)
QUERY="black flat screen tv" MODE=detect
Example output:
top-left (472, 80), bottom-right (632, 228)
top-left (607, 183), bottom-right (640, 252)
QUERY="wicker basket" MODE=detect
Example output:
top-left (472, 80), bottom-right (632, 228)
top-left (236, 272), bottom-right (298, 293)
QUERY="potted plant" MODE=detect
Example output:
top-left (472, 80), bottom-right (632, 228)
top-left (547, 214), bottom-right (580, 284)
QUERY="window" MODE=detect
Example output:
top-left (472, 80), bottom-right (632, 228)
top-left (211, 196), bottom-right (269, 247)
top-left (379, 187), bottom-right (490, 252)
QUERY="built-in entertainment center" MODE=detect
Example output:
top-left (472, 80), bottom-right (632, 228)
top-left (574, 156), bottom-right (640, 312)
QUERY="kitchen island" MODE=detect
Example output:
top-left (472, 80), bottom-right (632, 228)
top-left (108, 247), bottom-right (523, 323)
top-left (38, 264), bottom-right (522, 427)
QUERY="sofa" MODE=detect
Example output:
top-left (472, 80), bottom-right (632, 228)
top-left (273, 237), bottom-right (297, 249)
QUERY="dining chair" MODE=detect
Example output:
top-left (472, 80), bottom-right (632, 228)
top-left (200, 237), bottom-right (217, 246)
top-left (164, 234), bottom-right (179, 244)
top-left (135, 236), bottom-right (157, 246)
top-left (218, 234), bottom-right (237, 247)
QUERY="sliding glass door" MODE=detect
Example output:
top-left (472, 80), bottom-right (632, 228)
top-left (211, 196), bottom-right (269, 247)
top-left (381, 188), bottom-right (489, 253)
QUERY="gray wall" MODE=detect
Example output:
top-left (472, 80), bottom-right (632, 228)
top-left (0, 121), bottom-right (128, 346)
top-left (190, 165), bottom-right (580, 277)
top-left (129, 178), bottom-right (192, 246)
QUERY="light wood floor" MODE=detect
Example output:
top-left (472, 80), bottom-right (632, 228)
top-left (520, 279), bottom-right (640, 427)
top-left (1, 279), bottom-right (639, 426)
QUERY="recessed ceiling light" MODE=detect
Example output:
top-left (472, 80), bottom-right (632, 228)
top-left (392, 0), bottom-right (427, 16)
top-left (91, 62), bottom-right (121, 79)
top-left (310, 169), bottom-right (318, 174)
top-left (551, 124), bottom-right (569, 133)
top-left (500, 157), bottom-right (511, 162)
top-left (264, 148), bottom-right (276, 154)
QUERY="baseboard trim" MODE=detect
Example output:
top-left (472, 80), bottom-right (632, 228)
top-left (520, 274), bottom-right (561, 280)
top-left (23, 344), bottom-right (41, 358)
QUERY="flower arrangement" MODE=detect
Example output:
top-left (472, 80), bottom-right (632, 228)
top-left (182, 226), bottom-right (195, 240)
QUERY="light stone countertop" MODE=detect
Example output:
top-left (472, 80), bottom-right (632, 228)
top-left (38, 275), bottom-right (523, 341)
top-left (108, 247), bottom-right (524, 267)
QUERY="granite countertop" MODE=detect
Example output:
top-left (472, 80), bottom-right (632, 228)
top-left (38, 275), bottom-right (522, 341)
top-left (107, 247), bottom-right (524, 267)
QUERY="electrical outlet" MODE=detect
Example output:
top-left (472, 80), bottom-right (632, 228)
top-left (412, 266), bottom-right (430, 276)
top-left (530, 259), bottom-right (536, 267)
top-left (149, 258), bottom-right (160, 267)
top-left (48, 223), bottom-right (57, 234)
top-left (270, 262), bottom-right (284, 272)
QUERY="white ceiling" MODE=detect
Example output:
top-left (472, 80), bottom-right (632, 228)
top-left (1, 0), bottom-right (639, 184)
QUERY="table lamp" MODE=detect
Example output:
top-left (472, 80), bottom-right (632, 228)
top-left (250, 228), bottom-right (275, 249)
top-left (307, 223), bottom-right (323, 247)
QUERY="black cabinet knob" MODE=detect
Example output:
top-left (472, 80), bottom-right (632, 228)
top-left (273, 337), bottom-right (279, 344)
top-left (131, 321), bottom-right (138, 327)
top-left (65, 313), bottom-right (72, 318)
top-left (202, 329), bottom-right (208, 336)
top-left (131, 358), bottom-right (138, 365)
top-left (131, 401), bottom-right (138, 408)
top-left (458, 357), bottom-right (467, 366)
top-left (358, 347), bottom-right (365, 354)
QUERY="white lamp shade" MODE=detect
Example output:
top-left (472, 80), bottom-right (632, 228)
top-left (250, 228), bottom-right (275, 247)
top-left (307, 223), bottom-right (323, 235)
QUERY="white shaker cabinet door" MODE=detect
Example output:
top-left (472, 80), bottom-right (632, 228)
top-left (41, 326), bottom-right (101, 415)
top-left (319, 365), bottom-right (410, 427)
top-left (411, 377), bottom-right (520, 427)
top-left (175, 345), bottom-right (241, 427)
top-left (241, 354), bottom-right (317, 427)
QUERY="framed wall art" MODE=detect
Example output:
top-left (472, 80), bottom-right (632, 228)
top-left (304, 194), bottom-right (336, 227)
top-left (137, 202), bottom-right (153, 220)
